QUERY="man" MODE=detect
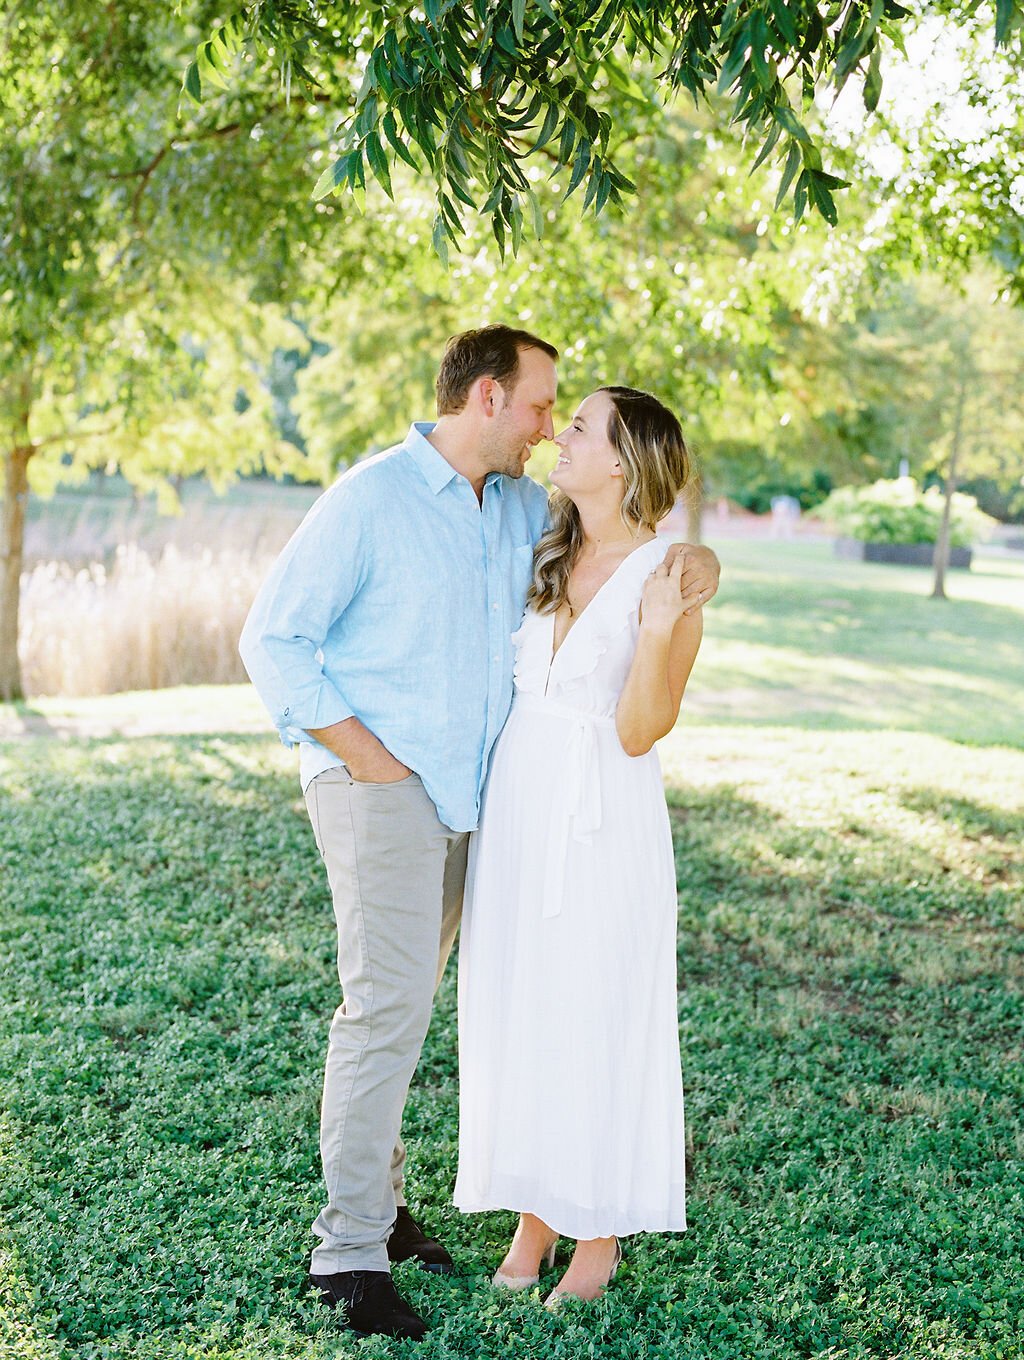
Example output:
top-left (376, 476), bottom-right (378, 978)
top-left (239, 325), bottom-right (720, 1340)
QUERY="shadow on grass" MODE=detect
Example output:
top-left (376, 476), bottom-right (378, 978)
top-left (0, 701), bottom-right (61, 738)
top-left (690, 573), bottom-right (1024, 747)
top-left (898, 788), bottom-right (1024, 843)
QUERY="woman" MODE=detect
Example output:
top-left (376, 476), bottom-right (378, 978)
top-left (454, 386), bottom-right (703, 1304)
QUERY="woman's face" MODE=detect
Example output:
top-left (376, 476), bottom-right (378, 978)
top-left (549, 390), bottom-right (622, 498)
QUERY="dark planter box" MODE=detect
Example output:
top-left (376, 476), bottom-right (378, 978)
top-left (834, 538), bottom-right (972, 569)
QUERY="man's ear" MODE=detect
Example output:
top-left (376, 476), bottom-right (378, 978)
top-left (477, 377), bottom-right (499, 415)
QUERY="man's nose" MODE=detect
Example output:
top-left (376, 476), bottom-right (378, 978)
top-left (543, 413), bottom-right (555, 441)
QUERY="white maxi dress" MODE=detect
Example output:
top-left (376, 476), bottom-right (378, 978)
top-left (455, 537), bottom-right (686, 1240)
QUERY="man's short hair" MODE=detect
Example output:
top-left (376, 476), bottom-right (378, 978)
top-left (435, 324), bottom-right (559, 415)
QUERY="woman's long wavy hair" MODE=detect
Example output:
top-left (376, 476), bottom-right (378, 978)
top-left (529, 386), bottom-right (692, 614)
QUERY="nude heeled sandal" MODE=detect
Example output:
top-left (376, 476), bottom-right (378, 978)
top-left (544, 1237), bottom-right (621, 1309)
top-left (491, 1239), bottom-right (558, 1291)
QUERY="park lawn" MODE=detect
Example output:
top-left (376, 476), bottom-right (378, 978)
top-left (2, 540), bottom-right (1023, 1360)
top-left (687, 539), bottom-right (1024, 746)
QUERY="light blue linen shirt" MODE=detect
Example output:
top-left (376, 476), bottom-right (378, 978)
top-left (239, 422), bottom-right (550, 832)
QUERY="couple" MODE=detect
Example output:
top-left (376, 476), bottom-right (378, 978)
top-left (239, 325), bottom-right (716, 1340)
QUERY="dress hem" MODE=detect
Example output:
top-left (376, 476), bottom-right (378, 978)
top-left (453, 1197), bottom-right (687, 1240)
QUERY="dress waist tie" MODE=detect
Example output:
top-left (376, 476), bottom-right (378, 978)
top-left (511, 694), bottom-right (616, 919)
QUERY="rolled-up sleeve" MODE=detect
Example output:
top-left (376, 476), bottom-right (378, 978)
top-left (239, 479), bottom-right (367, 746)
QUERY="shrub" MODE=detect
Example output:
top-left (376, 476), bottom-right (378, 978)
top-left (816, 478), bottom-right (993, 547)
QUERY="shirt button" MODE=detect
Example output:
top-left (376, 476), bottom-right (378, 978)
top-left (491, 602), bottom-right (499, 611)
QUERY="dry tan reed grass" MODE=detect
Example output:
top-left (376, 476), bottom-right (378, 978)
top-left (20, 546), bottom-right (273, 698)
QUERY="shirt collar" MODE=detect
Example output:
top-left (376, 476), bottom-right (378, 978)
top-left (405, 422), bottom-right (459, 495)
top-left (405, 422), bottom-right (507, 498)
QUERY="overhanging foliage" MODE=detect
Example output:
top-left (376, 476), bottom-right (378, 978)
top-left (179, 0), bottom-right (1024, 255)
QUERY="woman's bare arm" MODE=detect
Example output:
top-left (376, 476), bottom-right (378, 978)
top-left (615, 556), bottom-right (704, 757)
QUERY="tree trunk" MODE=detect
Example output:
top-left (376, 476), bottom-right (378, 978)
top-left (931, 371), bottom-right (967, 601)
top-left (0, 442), bottom-right (31, 701)
top-left (686, 482), bottom-right (704, 545)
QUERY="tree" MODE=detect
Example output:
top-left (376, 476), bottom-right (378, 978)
top-left (287, 91), bottom-right (828, 525)
top-left (5, 4), bottom-right (1023, 699)
top-left (821, 17), bottom-right (1024, 303)
top-left (180, 1), bottom-right (1024, 255)
top-left (0, 1), bottom-right (378, 699)
top-left (795, 273), bottom-right (1024, 594)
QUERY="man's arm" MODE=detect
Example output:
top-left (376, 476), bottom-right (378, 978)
top-left (662, 542), bottom-right (721, 614)
top-left (239, 479), bottom-right (367, 747)
top-left (306, 716), bottom-right (411, 782)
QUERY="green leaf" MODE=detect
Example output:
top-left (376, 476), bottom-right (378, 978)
top-left (863, 45), bottom-right (883, 112)
top-left (592, 0), bottom-right (619, 42)
top-left (535, 0), bottom-right (557, 20)
top-left (512, 0), bottom-right (527, 43)
top-left (606, 164), bottom-right (636, 194)
top-left (809, 170), bottom-right (838, 226)
top-left (311, 153), bottom-right (352, 201)
top-left (773, 104), bottom-right (812, 144)
top-left (384, 28), bottom-right (415, 87)
top-left (813, 170), bottom-right (851, 190)
top-left (355, 98), bottom-right (378, 139)
top-left (447, 173), bottom-right (477, 209)
top-left (751, 120), bottom-right (782, 173)
top-left (792, 166), bottom-right (809, 221)
top-left (773, 140), bottom-right (801, 210)
top-left (750, 13), bottom-right (774, 92)
top-left (431, 213), bottom-right (450, 268)
top-left (524, 186), bottom-right (545, 238)
top-left (717, 26), bottom-right (750, 93)
top-left (417, 21), bottom-right (447, 71)
top-left (535, 100), bottom-right (560, 149)
top-left (510, 195), bottom-right (524, 255)
top-left (768, 0), bottom-right (798, 46)
top-left (351, 149), bottom-right (366, 192)
top-left (564, 140), bottom-right (591, 197)
top-left (382, 110), bottom-right (420, 170)
top-left (440, 191), bottom-right (463, 233)
top-left (537, 28), bottom-right (563, 58)
top-left (492, 211), bottom-right (507, 261)
top-left (506, 88), bottom-right (544, 131)
top-left (198, 41), bottom-right (230, 91)
top-left (181, 60), bottom-right (202, 105)
top-left (582, 161), bottom-right (601, 210)
top-left (364, 132), bottom-right (393, 198)
top-left (558, 116), bottom-right (577, 165)
top-left (834, 0), bottom-right (884, 85)
top-left (604, 58), bottom-right (647, 102)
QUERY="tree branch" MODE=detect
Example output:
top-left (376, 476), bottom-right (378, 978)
top-left (34, 425), bottom-right (118, 451)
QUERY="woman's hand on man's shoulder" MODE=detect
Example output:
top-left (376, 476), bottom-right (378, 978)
top-left (660, 542), bottom-right (720, 614)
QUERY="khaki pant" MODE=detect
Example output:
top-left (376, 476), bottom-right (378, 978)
top-left (304, 766), bottom-right (468, 1274)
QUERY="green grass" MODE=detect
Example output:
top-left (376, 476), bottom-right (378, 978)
top-left (2, 542), bottom-right (1023, 1359)
top-left (690, 539), bottom-right (1024, 746)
